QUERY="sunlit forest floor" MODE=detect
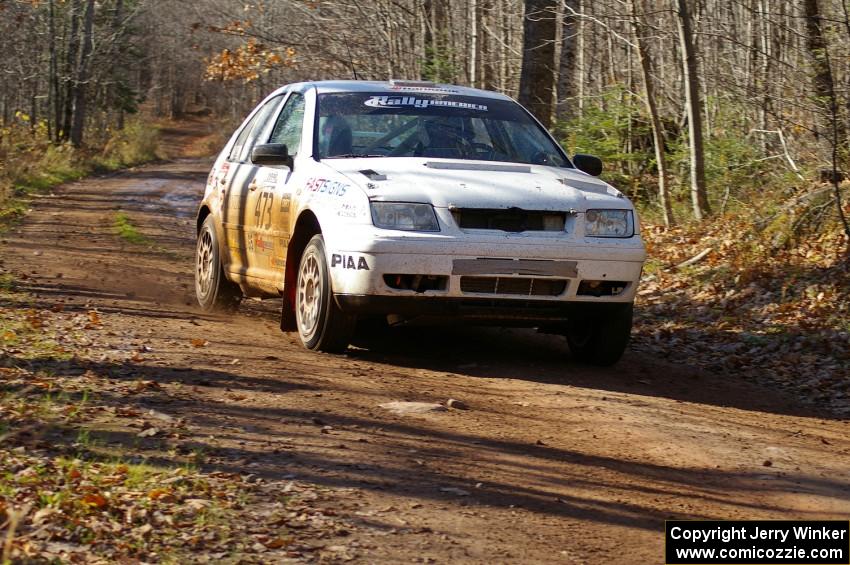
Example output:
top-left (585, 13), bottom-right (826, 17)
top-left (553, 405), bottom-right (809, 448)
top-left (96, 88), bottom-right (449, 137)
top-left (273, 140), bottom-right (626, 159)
top-left (635, 211), bottom-right (850, 415)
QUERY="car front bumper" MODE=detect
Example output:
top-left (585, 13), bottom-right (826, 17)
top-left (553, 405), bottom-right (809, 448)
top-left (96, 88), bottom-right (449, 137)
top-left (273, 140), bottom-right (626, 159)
top-left (325, 229), bottom-right (646, 316)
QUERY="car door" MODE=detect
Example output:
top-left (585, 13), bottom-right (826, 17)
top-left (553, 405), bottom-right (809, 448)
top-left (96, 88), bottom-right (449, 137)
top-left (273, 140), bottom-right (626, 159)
top-left (244, 92), bottom-right (306, 285)
top-left (220, 95), bottom-right (285, 276)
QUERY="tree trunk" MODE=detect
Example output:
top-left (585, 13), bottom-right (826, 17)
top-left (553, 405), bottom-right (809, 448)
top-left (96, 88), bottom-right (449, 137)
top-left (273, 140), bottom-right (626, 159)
top-left (61, 0), bottom-right (82, 142)
top-left (70, 0), bottom-right (95, 147)
top-left (499, 0), bottom-right (509, 93)
top-left (422, 0), bottom-right (433, 79)
top-left (676, 0), bottom-right (711, 220)
top-left (576, 0), bottom-right (584, 119)
top-left (842, 0), bottom-right (850, 152)
top-left (108, 0), bottom-right (126, 131)
top-left (479, 0), bottom-right (496, 90)
top-left (555, 0), bottom-right (579, 123)
top-left (631, 0), bottom-right (674, 227)
top-left (803, 0), bottom-right (850, 244)
top-left (48, 0), bottom-right (59, 142)
top-left (802, 0), bottom-right (845, 148)
top-left (423, 0), bottom-right (450, 82)
top-left (518, 0), bottom-right (557, 128)
top-left (469, 0), bottom-right (477, 87)
top-left (30, 87), bottom-right (37, 134)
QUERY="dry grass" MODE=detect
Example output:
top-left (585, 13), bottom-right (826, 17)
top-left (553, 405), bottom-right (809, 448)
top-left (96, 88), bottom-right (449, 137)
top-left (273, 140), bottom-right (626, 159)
top-left (0, 118), bottom-right (161, 231)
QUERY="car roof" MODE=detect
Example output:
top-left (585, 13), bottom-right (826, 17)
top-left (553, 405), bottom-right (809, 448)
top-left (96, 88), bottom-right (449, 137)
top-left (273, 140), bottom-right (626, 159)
top-left (276, 80), bottom-right (514, 101)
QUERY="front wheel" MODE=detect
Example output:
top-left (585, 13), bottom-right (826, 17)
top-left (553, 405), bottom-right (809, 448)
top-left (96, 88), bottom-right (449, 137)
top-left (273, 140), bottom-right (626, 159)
top-left (295, 235), bottom-right (356, 352)
top-left (195, 216), bottom-right (242, 312)
top-left (565, 303), bottom-right (633, 366)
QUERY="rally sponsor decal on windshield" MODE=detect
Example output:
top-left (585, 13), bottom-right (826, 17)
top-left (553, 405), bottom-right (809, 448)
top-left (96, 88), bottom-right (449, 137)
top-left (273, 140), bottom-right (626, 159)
top-left (364, 96), bottom-right (487, 111)
top-left (389, 85), bottom-right (459, 93)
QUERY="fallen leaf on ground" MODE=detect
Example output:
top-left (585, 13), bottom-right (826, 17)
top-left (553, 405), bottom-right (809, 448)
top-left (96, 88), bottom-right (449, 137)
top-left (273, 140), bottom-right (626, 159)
top-left (263, 537), bottom-right (292, 549)
top-left (81, 493), bottom-right (108, 509)
top-left (137, 427), bottom-right (159, 438)
top-left (147, 488), bottom-right (172, 501)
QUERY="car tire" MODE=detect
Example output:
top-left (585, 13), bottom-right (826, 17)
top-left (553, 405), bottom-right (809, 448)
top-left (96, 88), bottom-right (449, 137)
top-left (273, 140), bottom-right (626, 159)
top-left (195, 216), bottom-right (242, 312)
top-left (565, 303), bottom-right (633, 366)
top-left (295, 235), bottom-right (356, 352)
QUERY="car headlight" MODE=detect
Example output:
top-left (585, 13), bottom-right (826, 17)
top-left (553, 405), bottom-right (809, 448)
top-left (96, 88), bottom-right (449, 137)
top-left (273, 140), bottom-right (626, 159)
top-left (584, 209), bottom-right (634, 237)
top-left (370, 202), bottom-right (440, 232)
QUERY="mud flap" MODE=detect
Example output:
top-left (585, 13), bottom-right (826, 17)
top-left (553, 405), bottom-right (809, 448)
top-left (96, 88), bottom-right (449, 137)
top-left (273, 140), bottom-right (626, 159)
top-left (280, 296), bottom-right (297, 331)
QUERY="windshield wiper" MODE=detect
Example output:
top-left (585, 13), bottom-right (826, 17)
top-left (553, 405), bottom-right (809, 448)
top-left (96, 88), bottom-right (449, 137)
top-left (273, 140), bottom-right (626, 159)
top-left (325, 153), bottom-right (387, 159)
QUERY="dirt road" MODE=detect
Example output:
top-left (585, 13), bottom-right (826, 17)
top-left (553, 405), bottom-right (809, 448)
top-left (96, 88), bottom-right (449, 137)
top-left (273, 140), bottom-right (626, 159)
top-left (2, 125), bottom-right (849, 563)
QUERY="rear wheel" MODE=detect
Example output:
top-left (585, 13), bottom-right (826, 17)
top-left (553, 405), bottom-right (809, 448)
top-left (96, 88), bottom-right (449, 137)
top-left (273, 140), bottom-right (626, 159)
top-left (565, 303), bottom-right (633, 366)
top-left (295, 235), bottom-right (356, 352)
top-left (195, 216), bottom-right (241, 312)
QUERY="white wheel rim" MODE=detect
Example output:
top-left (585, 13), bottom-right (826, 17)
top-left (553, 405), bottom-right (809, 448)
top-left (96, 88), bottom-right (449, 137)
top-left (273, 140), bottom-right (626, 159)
top-left (297, 251), bottom-right (322, 337)
top-left (196, 229), bottom-right (214, 298)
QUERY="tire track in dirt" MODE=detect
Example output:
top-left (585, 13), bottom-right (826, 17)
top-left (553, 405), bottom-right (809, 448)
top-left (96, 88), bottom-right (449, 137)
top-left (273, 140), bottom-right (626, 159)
top-left (2, 134), bottom-right (849, 563)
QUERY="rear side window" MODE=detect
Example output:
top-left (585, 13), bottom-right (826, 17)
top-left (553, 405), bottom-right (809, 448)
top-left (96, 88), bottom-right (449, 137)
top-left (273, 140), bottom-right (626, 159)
top-left (228, 96), bottom-right (284, 162)
top-left (269, 93), bottom-right (306, 155)
top-left (241, 95), bottom-right (284, 160)
top-left (229, 109), bottom-right (261, 161)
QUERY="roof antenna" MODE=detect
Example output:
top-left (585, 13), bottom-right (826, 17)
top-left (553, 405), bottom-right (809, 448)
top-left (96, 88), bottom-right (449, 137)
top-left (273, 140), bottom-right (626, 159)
top-left (343, 34), bottom-right (359, 80)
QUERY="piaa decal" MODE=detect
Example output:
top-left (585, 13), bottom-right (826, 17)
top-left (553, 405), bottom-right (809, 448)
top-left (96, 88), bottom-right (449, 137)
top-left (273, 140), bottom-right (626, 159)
top-left (331, 254), bottom-right (369, 270)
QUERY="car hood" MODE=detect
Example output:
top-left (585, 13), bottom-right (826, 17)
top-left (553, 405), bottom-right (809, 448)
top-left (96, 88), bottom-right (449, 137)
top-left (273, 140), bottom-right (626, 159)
top-left (323, 157), bottom-right (631, 211)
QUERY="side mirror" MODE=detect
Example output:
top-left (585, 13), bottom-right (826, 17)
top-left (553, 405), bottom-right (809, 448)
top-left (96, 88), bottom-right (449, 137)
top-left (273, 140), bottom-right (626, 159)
top-left (572, 154), bottom-right (602, 177)
top-left (251, 143), bottom-right (293, 169)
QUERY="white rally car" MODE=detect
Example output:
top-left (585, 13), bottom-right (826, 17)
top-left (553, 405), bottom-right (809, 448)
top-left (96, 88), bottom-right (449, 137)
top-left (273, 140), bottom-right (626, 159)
top-left (195, 80), bottom-right (646, 365)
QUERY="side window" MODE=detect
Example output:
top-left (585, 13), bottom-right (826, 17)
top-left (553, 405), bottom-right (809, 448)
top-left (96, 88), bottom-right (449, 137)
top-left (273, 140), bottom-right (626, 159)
top-left (229, 111), bottom-right (261, 161)
top-left (268, 93), bottom-right (306, 155)
top-left (501, 121), bottom-right (567, 167)
top-left (240, 95), bottom-right (285, 161)
top-left (228, 96), bottom-right (284, 162)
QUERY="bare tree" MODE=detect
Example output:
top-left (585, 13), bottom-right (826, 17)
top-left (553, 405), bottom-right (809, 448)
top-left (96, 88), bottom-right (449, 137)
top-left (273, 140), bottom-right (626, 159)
top-left (631, 0), bottom-right (674, 227)
top-left (676, 0), bottom-right (710, 220)
top-left (555, 0), bottom-right (579, 123)
top-left (519, 0), bottom-right (558, 127)
top-left (70, 0), bottom-right (95, 147)
top-left (802, 0), bottom-right (850, 243)
top-left (802, 0), bottom-right (845, 147)
top-left (61, 0), bottom-right (82, 141)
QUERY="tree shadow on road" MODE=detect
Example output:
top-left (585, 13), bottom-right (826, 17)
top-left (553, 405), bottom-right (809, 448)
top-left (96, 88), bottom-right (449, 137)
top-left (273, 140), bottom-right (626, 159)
top-left (3, 269), bottom-right (837, 423)
top-left (3, 352), bottom-right (848, 538)
top-left (346, 324), bottom-right (834, 420)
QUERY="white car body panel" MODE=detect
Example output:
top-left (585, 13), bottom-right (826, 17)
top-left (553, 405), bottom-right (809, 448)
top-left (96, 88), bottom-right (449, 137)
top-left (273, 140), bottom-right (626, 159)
top-left (314, 157), bottom-right (645, 303)
top-left (198, 80), bottom-right (647, 324)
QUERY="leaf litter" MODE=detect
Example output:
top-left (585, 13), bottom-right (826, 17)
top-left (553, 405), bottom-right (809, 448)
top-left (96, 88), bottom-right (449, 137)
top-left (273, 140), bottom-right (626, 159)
top-left (0, 278), bottom-right (359, 563)
top-left (635, 220), bottom-right (850, 415)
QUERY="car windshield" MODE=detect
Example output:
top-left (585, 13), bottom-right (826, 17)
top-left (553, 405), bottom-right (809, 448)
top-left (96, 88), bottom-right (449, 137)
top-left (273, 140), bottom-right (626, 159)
top-left (315, 92), bottom-right (571, 167)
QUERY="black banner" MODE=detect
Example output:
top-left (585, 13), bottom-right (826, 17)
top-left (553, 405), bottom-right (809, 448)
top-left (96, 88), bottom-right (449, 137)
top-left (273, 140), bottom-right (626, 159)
top-left (666, 520), bottom-right (850, 564)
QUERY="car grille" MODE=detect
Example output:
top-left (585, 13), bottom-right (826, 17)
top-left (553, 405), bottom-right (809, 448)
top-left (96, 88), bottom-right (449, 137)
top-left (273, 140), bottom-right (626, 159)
top-left (453, 208), bottom-right (566, 232)
top-left (460, 276), bottom-right (567, 296)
